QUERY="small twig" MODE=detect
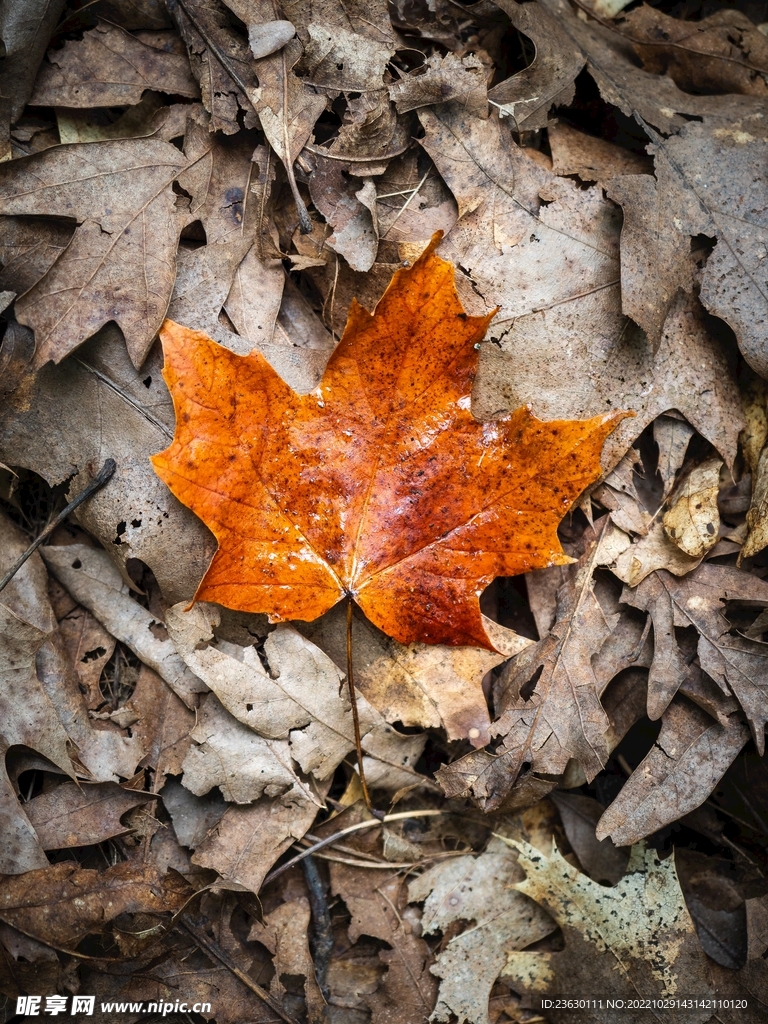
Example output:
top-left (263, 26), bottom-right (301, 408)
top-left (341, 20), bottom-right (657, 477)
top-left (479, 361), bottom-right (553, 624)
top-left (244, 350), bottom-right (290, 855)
top-left (346, 598), bottom-right (375, 814)
top-left (180, 915), bottom-right (301, 1024)
top-left (0, 458), bottom-right (116, 595)
top-left (301, 856), bottom-right (333, 1000)
top-left (262, 808), bottom-right (444, 887)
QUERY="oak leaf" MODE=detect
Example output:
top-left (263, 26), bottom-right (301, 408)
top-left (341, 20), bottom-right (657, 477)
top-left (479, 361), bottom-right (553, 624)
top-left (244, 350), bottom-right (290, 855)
top-left (153, 236), bottom-right (621, 649)
top-left (500, 839), bottom-right (714, 1021)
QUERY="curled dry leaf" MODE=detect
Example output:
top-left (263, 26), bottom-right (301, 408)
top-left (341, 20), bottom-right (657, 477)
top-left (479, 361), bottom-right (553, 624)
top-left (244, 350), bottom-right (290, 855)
top-left (663, 457), bottom-right (723, 558)
top-left (501, 840), bottom-right (713, 1021)
top-left (0, 513), bottom-right (74, 874)
top-left (153, 236), bottom-right (622, 649)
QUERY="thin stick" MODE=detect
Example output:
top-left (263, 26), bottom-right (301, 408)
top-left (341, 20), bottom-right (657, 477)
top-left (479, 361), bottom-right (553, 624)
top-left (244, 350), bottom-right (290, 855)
top-left (180, 915), bottom-right (301, 1024)
top-left (262, 808), bottom-right (444, 887)
top-left (346, 597), bottom-right (374, 813)
top-left (0, 458), bottom-right (116, 595)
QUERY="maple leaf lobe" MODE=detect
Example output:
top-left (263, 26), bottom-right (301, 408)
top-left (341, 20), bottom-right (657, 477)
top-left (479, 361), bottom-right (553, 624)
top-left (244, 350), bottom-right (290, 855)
top-left (153, 235), bottom-right (624, 650)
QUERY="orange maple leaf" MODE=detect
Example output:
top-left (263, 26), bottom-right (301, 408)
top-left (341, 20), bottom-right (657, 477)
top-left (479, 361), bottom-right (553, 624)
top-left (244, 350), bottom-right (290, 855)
top-left (152, 236), bottom-right (623, 650)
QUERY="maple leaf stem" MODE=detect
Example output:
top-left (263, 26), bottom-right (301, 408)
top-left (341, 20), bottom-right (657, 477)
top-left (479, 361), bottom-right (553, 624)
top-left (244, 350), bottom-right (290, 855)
top-left (347, 596), bottom-right (376, 815)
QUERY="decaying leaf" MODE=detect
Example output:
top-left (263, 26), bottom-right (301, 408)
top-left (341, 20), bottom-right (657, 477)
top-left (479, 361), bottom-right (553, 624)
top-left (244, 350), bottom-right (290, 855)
top-left (0, 861), bottom-right (190, 949)
top-left (153, 236), bottom-right (622, 649)
top-left (409, 836), bottom-right (555, 1024)
top-left (166, 601), bottom-right (426, 793)
top-left (42, 543), bottom-right (207, 707)
top-left (248, 898), bottom-right (325, 1023)
top-left (423, 111), bottom-right (744, 471)
top-left (502, 840), bottom-right (713, 1020)
top-left (596, 699), bottom-right (749, 846)
top-left (23, 781), bottom-right (152, 850)
top-left (663, 457), bottom-right (723, 558)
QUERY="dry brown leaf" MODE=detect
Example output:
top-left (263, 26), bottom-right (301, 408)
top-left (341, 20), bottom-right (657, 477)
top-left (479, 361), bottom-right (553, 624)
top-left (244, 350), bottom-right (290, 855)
top-left (0, 217), bottom-right (72, 298)
top-left (302, 603), bottom-right (531, 747)
top-left (308, 158), bottom-right (380, 272)
top-left (549, 791), bottom-right (629, 885)
top-left (331, 858), bottom-right (438, 1024)
top-left (622, 564), bottom-right (768, 738)
top-left (166, 603), bottom-right (426, 791)
top-left (248, 898), bottom-right (325, 1023)
top-left (0, 0), bottom-right (65, 132)
top-left (390, 52), bottom-right (487, 117)
top-left (488, 0), bottom-right (585, 130)
top-left (0, 138), bottom-right (186, 368)
top-left (0, 513), bottom-right (75, 874)
top-left (191, 792), bottom-right (321, 893)
top-left (421, 109), bottom-right (744, 471)
top-left (654, 414), bottom-right (696, 499)
top-left (408, 837), bottom-right (555, 1024)
top-left (23, 781), bottom-right (152, 850)
top-left (439, 520), bottom-right (618, 808)
top-left (612, 517), bottom-right (703, 589)
top-left (539, 0), bottom-right (766, 135)
top-left (42, 544), bottom-right (207, 707)
top-left (501, 840), bottom-right (713, 1019)
top-left (548, 122), bottom-right (652, 182)
top-left (57, 604), bottom-right (116, 708)
top-left (180, 691), bottom-right (320, 804)
top-left (591, 448), bottom-right (651, 537)
top-left (127, 664), bottom-right (195, 785)
top-left (663, 457), bottom-right (723, 558)
top-left (624, 5), bottom-right (768, 97)
top-left (0, 861), bottom-right (190, 949)
top-left (609, 123), bottom-right (768, 373)
top-left (30, 19), bottom-right (199, 107)
top-left (170, 0), bottom-right (258, 135)
top-left (0, 326), bottom-right (216, 605)
top-left (596, 700), bottom-right (749, 846)
top-left (35, 623), bottom-right (146, 784)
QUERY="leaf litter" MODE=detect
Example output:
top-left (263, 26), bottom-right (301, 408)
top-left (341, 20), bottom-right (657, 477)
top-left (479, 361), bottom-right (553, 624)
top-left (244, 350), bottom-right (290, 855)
top-left (0, 1), bottom-right (768, 1022)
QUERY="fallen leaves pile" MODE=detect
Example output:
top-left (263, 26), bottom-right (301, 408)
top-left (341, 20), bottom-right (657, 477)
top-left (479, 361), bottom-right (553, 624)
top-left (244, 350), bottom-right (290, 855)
top-left (1, 0), bottom-right (768, 1021)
